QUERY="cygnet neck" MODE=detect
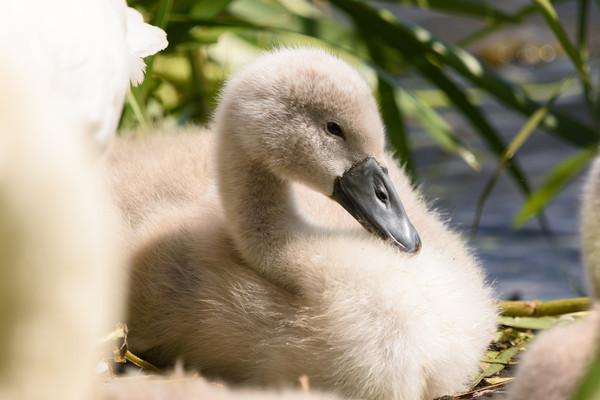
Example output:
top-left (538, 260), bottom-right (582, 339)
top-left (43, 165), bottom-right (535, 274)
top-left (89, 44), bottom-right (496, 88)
top-left (216, 126), bottom-right (304, 289)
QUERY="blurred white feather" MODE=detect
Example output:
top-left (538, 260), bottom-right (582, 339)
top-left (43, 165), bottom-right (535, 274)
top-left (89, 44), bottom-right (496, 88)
top-left (126, 7), bottom-right (168, 86)
top-left (0, 0), bottom-right (167, 153)
top-left (0, 59), bottom-right (124, 400)
top-left (0, 1), bottom-right (162, 399)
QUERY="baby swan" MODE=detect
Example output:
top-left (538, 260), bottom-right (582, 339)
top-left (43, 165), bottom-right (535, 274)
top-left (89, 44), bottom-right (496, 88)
top-left (506, 306), bottom-right (600, 400)
top-left (507, 155), bottom-right (600, 400)
top-left (115, 48), bottom-right (496, 400)
top-left (582, 155), bottom-right (600, 298)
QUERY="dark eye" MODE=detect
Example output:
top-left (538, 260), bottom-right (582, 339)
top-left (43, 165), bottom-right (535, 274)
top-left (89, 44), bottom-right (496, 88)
top-left (326, 122), bottom-right (345, 139)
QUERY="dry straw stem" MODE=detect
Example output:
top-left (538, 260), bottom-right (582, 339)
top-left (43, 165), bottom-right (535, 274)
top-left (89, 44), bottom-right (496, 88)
top-left (102, 323), bottom-right (162, 373)
top-left (497, 297), bottom-right (593, 317)
top-left (124, 350), bottom-right (162, 373)
top-left (453, 380), bottom-right (514, 399)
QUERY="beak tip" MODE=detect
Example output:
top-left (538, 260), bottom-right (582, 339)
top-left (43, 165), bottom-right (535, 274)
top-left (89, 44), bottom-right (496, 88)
top-left (333, 157), bottom-right (423, 255)
top-left (412, 235), bottom-right (422, 254)
top-left (392, 232), bottom-right (421, 254)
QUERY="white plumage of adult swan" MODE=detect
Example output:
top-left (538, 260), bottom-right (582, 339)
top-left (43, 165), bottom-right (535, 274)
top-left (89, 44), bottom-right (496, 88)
top-left (0, 1), bottom-right (165, 399)
top-left (0, 68), bottom-right (125, 400)
top-left (106, 48), bottom-right (497, 400)
top-left (2, 0), bottom-right (167, 153)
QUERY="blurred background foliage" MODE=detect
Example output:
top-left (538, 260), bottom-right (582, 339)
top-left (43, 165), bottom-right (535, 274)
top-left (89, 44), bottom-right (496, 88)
top-left (122, 0), bottom-right (600, 233)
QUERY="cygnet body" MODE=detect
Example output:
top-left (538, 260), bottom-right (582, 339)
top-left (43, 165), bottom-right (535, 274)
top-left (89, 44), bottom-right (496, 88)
top-left (0, 56), bottom-right (340, 400)
top-left (582, 155), bottom-right (600, 297)
top-left (506, 306), bottom-right (599, 400)
top-left (106, 48), bottom-right (496, 400)
top-left (508, 155), bottom-right (600, 400)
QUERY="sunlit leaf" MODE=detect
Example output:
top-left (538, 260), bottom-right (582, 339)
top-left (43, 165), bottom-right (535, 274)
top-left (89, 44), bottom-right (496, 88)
top-left (573, 338), bottom-right (600, 400)
top-left (360, 30), bottom-right (413, 175)
top-left (532, 0), bottom-right (592, 92)
top-left (479, 363), bottom-right (504, 378)
top-left (277, 0), bottom-right (322, 18)
top-left (375, 0), bottom-right (518, 22)
top-left (400, 88), bottom-right (481, 171)
top-left (458, 0), bottom-right (571, 47)
top-left (485, 377), bottom-right (514, 385)
top-left (361, 35), bottom-right (479, 173)
top-left (499, 316), bottom-right (558, 330)
top-left (412, 60), bottom-right (535, 211)
top-left (514, 146), bottom-right (598, 227)
top-left (481, 345), bottom-right (521, 365)
top-left (473, 74), bottom-right (575, 233)
top-left (330, 0), bottom-right (597, 148)
top-left (126, 91), bottom-right (149, 131)
top-left (190, 0), bottom-right (235, 18)
top-left (506, 76), bottom-right (575, 159)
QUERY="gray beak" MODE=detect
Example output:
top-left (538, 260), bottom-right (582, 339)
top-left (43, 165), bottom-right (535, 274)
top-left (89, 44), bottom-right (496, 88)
top-left (331, 157), bottom-right (421, 254)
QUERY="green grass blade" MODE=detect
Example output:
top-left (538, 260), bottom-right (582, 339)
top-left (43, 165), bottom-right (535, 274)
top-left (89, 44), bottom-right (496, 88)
top-left (573, 338), bottom-right (600, 400)
top-left (139, 0), bottom-right (173, 93)
top-left (329, 0), bottom-right (597, 148)
top-left (575, 0), bottom-right (599, 131)
top-left (472, 74), bottom-right (575, 235)
top-left (401, 87), bottom-right (480, 171)
top-left (514, 146), bottom-right (597, 227)
top-left (121, 0), bottom-right (173, 130)
top-left (170, 3), bottom-right (360, 53)
top-left (458, 0), bottom-right (570, 47)
top-left (152, 0), bottom-right (174, 29)
top-left (190, 0), bottom-right (235, 19)
top-left (532, 0), bottom-right (592, 93)
top-left (576, 0), bottom-right (590, 63)
top-left (126, 91), bottom-right (149, 131)
top-left (334, 0), bottom-right (508, 158)
top-left (416, 60), bottom-right (532, 191)
top-left (362, 44), bottom-right (480, 172)
top-left (504, 76), bottom-right (575, 160)
top-left (359, 30), bottom-right (413, 176)
top-left (376, 0), bottom-right (518, 23)
top-left (379, 79), bottom-right (413, 174)
top-left (415, 61), bottom-right (547, 229)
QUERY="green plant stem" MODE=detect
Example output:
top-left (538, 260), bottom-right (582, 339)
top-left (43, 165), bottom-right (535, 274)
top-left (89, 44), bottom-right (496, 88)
top-left (127, 91), bottom-right (150, 132)
top-left (497, 297), bottom-right (593, 317)
top-left (575, 0), bottom-right (600, 133)
top-left (472, 74), bottom-right (574, 235)
top-left (458, 0), bottom-right (571, 47)
top-left (359, 29), bottom-right (413, 179)
top-left (330, 0), bottom-right (597, 147)
top-left (573, 334), bottom-right (600, 399)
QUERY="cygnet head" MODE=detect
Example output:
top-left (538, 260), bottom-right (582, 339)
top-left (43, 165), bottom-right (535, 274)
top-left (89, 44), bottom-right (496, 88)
top-left (215, 47), bottom-right (421, 253)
